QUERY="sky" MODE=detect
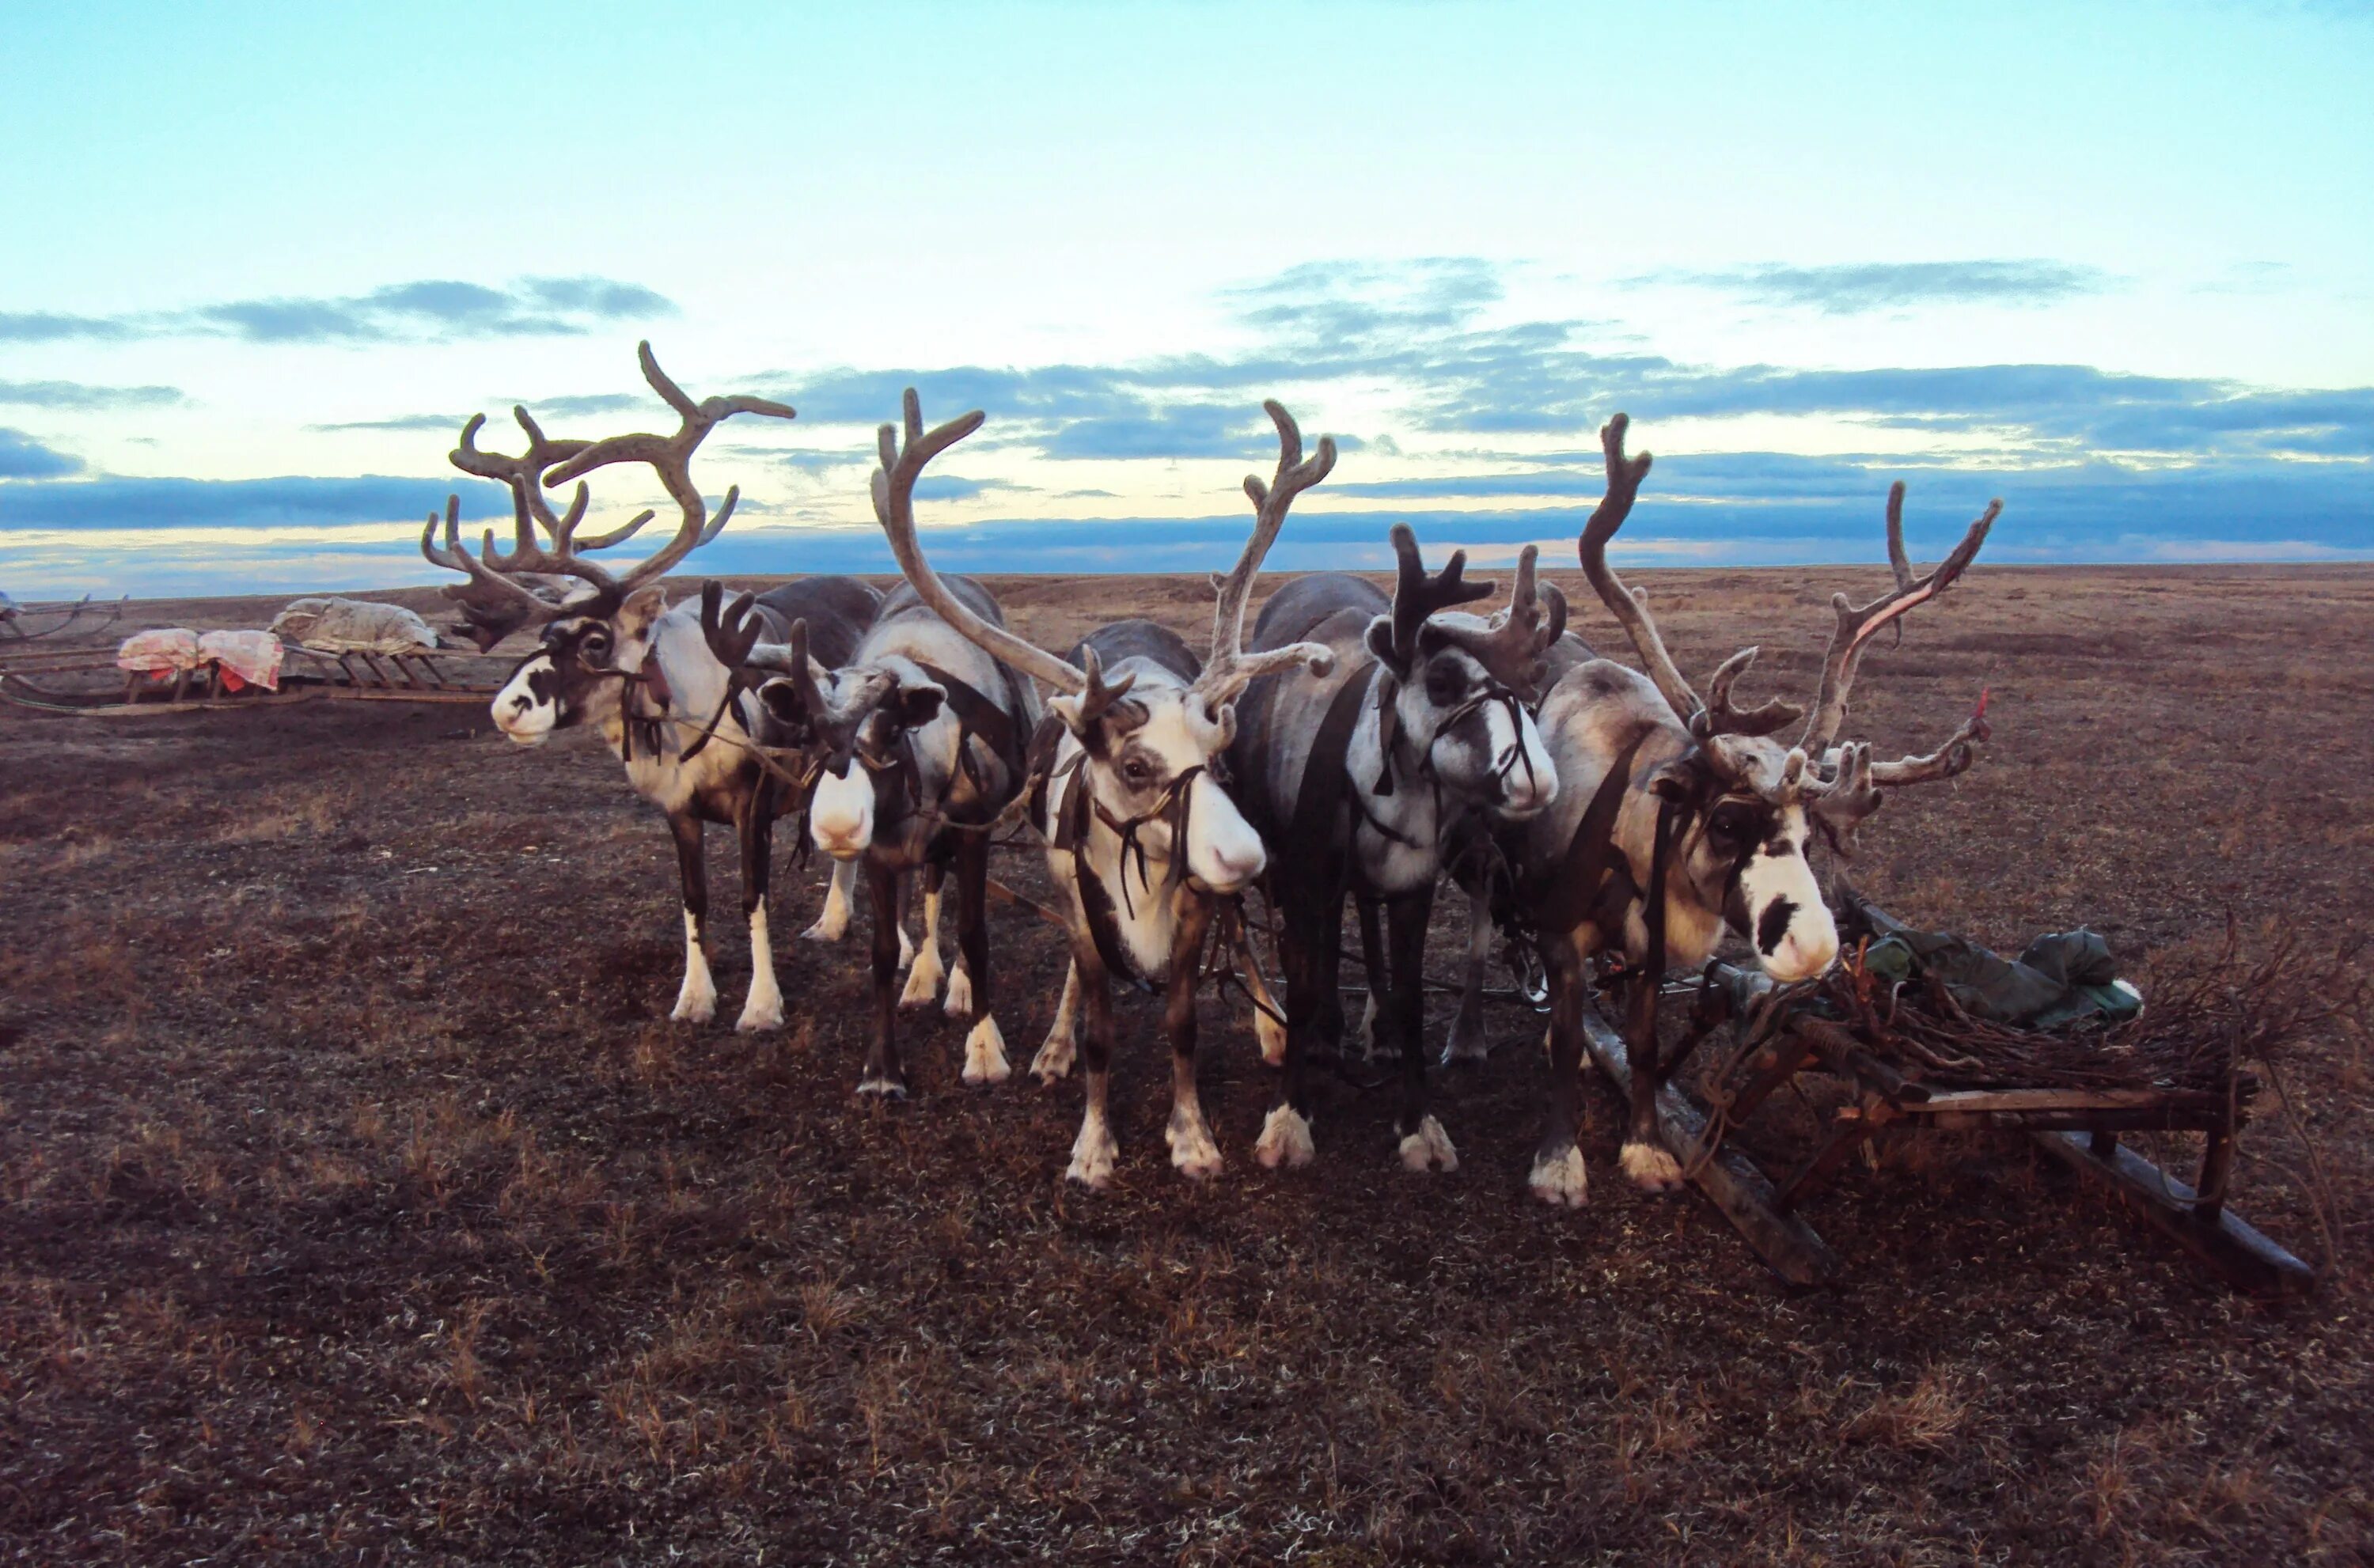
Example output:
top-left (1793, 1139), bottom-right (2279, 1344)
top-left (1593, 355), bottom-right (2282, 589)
top-left (2, 0), bottom-right (2370, 600)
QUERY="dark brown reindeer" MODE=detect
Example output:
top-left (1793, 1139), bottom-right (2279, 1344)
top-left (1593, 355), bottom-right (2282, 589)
top-left (1508, 415), bottom-right (1997, 1205)
top-left (422, 341), bottom-right (880, 1030)
top-left (1227, 525), bottom-right (1564, 1174)
top-left (703, 392), bottom-right (1041, 1096)
top-left (871, 399), bottom-right (1337, 1186)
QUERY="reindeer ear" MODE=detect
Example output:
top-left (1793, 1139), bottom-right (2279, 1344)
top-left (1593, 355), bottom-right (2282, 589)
top-left (617, 585), bottom-right (668, 640)
top-left (758, 676), bottom-right (806, 726)
top-left (1645, 757), bottom-right (1700, 803)
top-left (1363, 615), bottom-right (1407, 676)
top-left (896, 680), bottom-right (946, 729)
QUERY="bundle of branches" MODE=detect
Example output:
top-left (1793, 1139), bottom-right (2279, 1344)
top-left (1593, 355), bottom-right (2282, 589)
top-left (1814, 922), bottom-right (2368, 1097)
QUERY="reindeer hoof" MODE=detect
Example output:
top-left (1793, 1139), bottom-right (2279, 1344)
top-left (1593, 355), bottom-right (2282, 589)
top-left (1066, 1119), bottom-right (1118, 1189)
top-left (1441, 1013), bottom-right (1492, 1066)
top-left (898, 952), bottom-right (943, 1009)
top-left (1620, 1141), bottom-right (1686, 1193)
top-left (960, 1016), bottom-right (1011, 1085)
top-left (1397, 1115), bottom-right (1460, 1174)
top-left (1529, 1146), bottom-right (1591, 1208)
top-left (1253, 1105), bottom-right (1315, 1170)
top-left (1030, 1033), bottom-right (1076, 1085)
top-left (941, 964), bottom-right (974, 1020)
top-left (1166, 1111), bottom-right (1224, 1180)
top-left (670, 993), bottom-right (717, 1025)
top-left (855, 1075), bottom-right (908, 1100)
top-left (1255, 1009), bottom-right (1287, 1068)
top-left (799, 915), bottom-right (848, 944)
top-left (734, 998), bottom-right (785, 1033)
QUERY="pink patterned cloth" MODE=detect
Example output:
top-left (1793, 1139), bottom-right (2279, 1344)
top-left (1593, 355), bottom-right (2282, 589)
top-left (197, 630), bottom-right (283, 691)
top-left (116, 628), bottom-right (203, 674)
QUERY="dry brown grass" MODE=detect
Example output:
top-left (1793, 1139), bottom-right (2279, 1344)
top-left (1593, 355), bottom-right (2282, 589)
top-left (2, 566), bottom-right (2370, 1564)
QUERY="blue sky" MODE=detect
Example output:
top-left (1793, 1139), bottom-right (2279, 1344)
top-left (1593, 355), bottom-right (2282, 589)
top-left (2, 1), bottom-right (2369, 597)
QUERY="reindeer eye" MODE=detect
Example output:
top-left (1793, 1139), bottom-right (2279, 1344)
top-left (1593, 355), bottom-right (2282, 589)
top-left (1708, 803), bottom-right (1758, 845)
top-left (581, 630), bottom-right (612, 659)
top-left (1121, 756), bottom-right (1154, 789)
top-left (1425, 661), bottom-right (1466, 705)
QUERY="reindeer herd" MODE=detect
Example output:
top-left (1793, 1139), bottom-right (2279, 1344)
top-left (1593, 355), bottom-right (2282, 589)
top-left (425, 343), bottom-right (1997, 1207)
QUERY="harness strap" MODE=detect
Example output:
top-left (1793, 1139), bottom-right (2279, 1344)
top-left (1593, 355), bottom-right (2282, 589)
top-left (914, 661), bottom-right (1025, 784)
top-left (1288, 666), bottom-right (1379, 860)
top-left (1056, 759), bottom-right (1159, 993)
top-left (1533, 730), bottom-right (1652, 937)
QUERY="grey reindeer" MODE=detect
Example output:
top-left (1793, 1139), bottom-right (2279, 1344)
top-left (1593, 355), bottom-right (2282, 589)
top-left (423, 342), bottom-right (878, 1032)
top-left (1224, 525), bottom-right (1565, 1175)
top-left (700, 393), bottom-right (1042, 1097)
top-left (872, 399), bottom-right (1337, 1187)
top-left (1508, 414), bottom-right (1997, 1206)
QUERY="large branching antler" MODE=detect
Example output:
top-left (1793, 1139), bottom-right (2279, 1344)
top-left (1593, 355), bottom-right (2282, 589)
top-left (1797, 481), bottom-right (1999, 756)
top-left (1576, 413), bottom-right (1707, 725)
top-left (530, 342), bottom-right (797, 606)
top-left (866, 388), bottom-right (1120, 711)
top-left (1195, 399), bottom-right (1337, 708)
top-left (422, 343), bottom-right (791, 632)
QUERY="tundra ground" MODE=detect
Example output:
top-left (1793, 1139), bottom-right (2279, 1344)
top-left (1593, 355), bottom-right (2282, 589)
top-left (3, 565), bottom-right (2370, 1564)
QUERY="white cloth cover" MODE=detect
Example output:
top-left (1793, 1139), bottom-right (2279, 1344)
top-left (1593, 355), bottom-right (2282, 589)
top-left (116, 628), bottom-right (204, 674)
top-left (267, 597), bottom-right (442, 654)
top-left (196, 629), bottom-right (284, 691)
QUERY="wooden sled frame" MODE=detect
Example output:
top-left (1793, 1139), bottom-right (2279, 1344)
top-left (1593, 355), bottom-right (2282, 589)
top-left (0, 642), bottom-right (511, 717)
top-left (1584, 958), bottom-right (2316, 1297)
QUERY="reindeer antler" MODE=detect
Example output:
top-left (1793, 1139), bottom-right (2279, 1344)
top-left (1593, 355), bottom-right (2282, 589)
top-left (867, 388), bottom-right (1094, 708)
top-left (1576, 414), bottom-right (1708, 725)
top-left (1380, 525), bottom-right (1496, 675)
top-left (1195, 399), bottom-right (1337, 708)
top-left (1797, 482), bottom-right (1999, 756)
top-left (1459, 545), bottom-right (1569, 696)
top-left (529, 342), bottom-right (795, 606)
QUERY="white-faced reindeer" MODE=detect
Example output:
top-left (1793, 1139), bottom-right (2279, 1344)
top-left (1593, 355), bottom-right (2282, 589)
top-left (871, 400), bottom-right (1337, 1187)
top-left (423, 340), bottom-right (880, 1032)
top-left (1227, 525), bottom-right (1562, 1175)
top-left (1511, 414), bottom-right (1997, 1206)
top-left (701, 392), bottom-right (1041, 1096)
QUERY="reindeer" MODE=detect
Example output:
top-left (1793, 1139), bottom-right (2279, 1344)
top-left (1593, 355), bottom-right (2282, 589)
top-left (700, 392), bottom-right (1041, 1097)
top-left (422, 340), bottom-right (879, 1032)
top-left (1509, 414), bottom-right (1997, 1206)
top-left (1227, 525), bottom-right (1563, 1173)
top-left (867, 399), bottom-right (1337, 1186)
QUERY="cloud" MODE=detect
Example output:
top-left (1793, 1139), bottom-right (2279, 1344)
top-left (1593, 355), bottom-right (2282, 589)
top-left (0, 474), bottom-right (510, 529)
top-left (0, 430), bottom-right (85, 479)
top-left (305, 414), bottom-right (472, 434)
top-left (0, 312), bottom-right (135, 343)
top-left (0, 379), bottom-right (184, 410)
top-left (523, 392), bottom-right (651, 419)
top-left (0, 275), bottom-right (676, 345)
top-left (1640, 259), bottom-right (2113, 313)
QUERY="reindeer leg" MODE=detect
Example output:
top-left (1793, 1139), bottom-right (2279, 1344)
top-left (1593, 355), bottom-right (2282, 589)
top-left (942, 854), bottom-right (977, 1021)
top-left (1352, 896), bottom-right (1386, 1060)
top-left (1066, 941), bottom-right (1120, 1187)
top-left (1529, 939), bottom-right (1591, 1207)
top-left (1033, 960), bottom-right (1083, 1084)
top-left (801, 858), bottom-right (855, 943)
top-left (857, 858), bottom-right (908, 1097)
top-left (734, 790), bottom-right (785, 1032)
top-left (1617, 968), bottom-right (1684, 1191)
top-left (1164, 896), bottom-right (1223, 1180)
top-left (1390, 886), bottom-right (1458, 1173)
top-left (954, 834), bottom-right (1007, 1085)
top-left (1255, 881), bottom-right (1329, 1170)
top-left (667, 813), bottom-right (717, 1024)
top-left (1443, 884), bottom-right (1496, 1066)
top-left (902, 862), bottom-right (946, 1008)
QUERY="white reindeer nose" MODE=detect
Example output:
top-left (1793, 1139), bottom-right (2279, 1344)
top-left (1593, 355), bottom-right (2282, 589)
top-left (1763, 926), bottom-right (1840, 985)
top-left (1204, 839), bottom-right (1265, 892)
top-left (808, 764), bottom-right (873, 858)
